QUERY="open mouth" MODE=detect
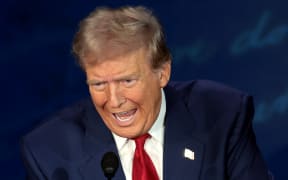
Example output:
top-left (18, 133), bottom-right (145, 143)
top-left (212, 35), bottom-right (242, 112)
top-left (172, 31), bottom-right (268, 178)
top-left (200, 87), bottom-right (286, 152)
top-left (113, 109), bottom-right (137, 125)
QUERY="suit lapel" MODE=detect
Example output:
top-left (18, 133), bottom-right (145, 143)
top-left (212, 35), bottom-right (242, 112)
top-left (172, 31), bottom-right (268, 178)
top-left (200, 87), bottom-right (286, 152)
top-left (79, 101), bottom-right (125, 180)
top-left (163, 84), bottom-right (204, 180)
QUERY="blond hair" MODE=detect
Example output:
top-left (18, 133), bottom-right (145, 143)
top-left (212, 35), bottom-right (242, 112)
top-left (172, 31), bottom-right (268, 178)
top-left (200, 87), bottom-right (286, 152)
top-left (72, 6), bottom-right (171, 70)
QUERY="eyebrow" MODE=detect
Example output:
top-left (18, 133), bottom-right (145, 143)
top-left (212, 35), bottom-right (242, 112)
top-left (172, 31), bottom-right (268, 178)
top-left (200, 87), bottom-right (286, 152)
top-left (86, 73), bottom-right (139, 85)
top-left (86, 79), bottom-right (105, 85)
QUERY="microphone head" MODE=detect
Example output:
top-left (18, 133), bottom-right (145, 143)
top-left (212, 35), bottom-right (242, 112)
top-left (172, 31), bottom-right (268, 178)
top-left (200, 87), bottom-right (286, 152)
top-left (101, 151), bottom-right (119, 179)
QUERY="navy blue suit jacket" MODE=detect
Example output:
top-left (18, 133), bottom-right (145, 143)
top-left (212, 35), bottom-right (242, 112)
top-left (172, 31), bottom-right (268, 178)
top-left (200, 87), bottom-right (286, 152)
top-left (21, 80), bottom-right (270, 179)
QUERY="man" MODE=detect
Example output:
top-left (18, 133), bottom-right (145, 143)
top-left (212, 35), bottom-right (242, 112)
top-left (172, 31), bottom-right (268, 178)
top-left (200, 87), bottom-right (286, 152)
top-left (21, 5), bottom-right (271, 180)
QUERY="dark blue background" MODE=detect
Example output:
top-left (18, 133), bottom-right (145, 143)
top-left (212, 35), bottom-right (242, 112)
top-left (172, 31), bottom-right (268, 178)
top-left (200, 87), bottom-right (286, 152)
top-left (1, 0), bottom-right (287, 179)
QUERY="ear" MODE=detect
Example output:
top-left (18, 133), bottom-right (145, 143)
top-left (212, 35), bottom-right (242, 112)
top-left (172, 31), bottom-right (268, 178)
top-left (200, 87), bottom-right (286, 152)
top-left (158, 61), bottom-right (171, 88)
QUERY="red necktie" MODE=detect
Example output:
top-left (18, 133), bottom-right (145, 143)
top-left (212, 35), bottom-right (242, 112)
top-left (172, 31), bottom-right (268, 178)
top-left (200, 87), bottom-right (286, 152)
top-left (132, 134), bottom-right (159, 180)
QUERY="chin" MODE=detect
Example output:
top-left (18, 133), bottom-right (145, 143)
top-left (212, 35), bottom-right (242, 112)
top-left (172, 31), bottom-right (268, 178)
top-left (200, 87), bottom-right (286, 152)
top-left (114, 128), bottom-right (141, 138)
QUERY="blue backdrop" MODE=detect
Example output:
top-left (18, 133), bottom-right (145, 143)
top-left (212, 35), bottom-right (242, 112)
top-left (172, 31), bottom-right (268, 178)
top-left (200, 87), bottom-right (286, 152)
top-left (1, 0), bottom-right (287, 179)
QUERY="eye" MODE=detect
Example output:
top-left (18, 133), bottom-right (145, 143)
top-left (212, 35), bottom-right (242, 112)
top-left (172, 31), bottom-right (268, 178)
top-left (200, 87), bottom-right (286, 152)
top-left (121, 79), bottom-right (136, 87)
top-left (92, 82), bottom-right (106, 91)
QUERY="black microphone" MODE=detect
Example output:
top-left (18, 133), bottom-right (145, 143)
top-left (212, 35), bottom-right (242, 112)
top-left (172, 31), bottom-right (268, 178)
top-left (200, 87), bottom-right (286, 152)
top-left (101, 151), bottom-right (119, 180)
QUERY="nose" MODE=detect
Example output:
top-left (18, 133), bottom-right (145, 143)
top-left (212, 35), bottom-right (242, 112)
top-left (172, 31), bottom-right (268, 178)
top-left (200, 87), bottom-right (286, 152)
top-left (106, 83), bottom-right (126, 108)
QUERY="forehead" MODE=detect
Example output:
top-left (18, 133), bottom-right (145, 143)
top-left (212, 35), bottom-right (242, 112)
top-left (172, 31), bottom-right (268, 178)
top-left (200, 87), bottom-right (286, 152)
top-left (85, 47), bottom-right (152, 78)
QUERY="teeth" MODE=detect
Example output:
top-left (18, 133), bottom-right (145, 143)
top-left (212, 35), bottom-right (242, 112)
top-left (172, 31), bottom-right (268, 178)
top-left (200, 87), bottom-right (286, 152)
top-left (114, 109), bottom-right (136, 122)
top-left (118, 111), bottom-right (130, 116)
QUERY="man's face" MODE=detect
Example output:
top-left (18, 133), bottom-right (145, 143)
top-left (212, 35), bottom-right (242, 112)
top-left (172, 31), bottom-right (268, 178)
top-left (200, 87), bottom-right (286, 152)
top-left (85, 48), bottom-right (171, 138)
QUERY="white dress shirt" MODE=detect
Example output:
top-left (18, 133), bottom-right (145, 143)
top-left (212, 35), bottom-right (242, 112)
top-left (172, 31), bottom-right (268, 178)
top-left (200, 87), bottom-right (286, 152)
top-left (112, 89), bottom-right (166, 180)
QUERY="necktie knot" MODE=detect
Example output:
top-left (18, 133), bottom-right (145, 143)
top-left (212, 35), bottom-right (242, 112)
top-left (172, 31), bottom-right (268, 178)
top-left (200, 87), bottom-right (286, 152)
top-left (134, 133), bottom-right (150, 148)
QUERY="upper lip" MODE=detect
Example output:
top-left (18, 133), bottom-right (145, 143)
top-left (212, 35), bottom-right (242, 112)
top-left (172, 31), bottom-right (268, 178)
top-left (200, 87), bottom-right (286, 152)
top-left (112, 108), bottom-right (137, 114)
top-left (112, 109), bottom-right (137, 119)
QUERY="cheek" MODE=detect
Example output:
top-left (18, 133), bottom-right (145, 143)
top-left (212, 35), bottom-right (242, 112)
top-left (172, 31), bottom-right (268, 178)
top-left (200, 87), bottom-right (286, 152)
top-left (90, 91), bottom-right (107, 107)
top-left (124, 89), bottom-right (147, 105)
top-left (127, 82), bottom-right (161, 107)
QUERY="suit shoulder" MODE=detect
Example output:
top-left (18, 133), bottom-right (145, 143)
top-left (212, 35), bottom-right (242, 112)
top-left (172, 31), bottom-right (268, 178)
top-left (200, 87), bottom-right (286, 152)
top-left (170, 80), bottom-right (244, 96)
top-left (22, 98), bottom-right (92, 150)
top-left (170, 80), bottom-right (247, 102)
top-left (167, 80), bottom-right (254, 132)
top-left (168, 80), bottom-right (252, 114)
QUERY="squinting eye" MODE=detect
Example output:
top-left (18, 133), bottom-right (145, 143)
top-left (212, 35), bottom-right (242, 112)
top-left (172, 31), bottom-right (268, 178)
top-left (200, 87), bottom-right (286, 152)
top-left (92, 82), bottom-right (106, 91)
top-left (122, 79), bottom-right (136, 87)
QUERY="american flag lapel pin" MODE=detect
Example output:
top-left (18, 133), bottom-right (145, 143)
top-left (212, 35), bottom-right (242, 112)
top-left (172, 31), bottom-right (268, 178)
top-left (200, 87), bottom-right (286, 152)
top-left (184, 148), bottom-right (195, 160)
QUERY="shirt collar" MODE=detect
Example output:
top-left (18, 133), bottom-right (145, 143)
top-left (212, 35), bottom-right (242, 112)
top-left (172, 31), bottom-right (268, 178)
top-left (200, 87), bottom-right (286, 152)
top-left (112, 89), bottom-right (166, 150)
